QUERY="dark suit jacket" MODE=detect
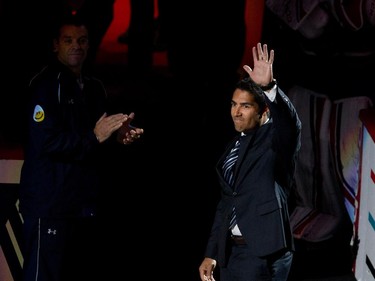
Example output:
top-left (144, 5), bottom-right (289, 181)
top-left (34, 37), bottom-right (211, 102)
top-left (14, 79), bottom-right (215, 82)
top-left (204, 87), bottom-right (302, 267)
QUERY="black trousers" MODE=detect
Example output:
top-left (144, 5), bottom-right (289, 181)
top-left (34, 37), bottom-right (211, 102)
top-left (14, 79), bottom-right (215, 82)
top-left (220, 243), bottom-right (293, 281)
top-left (21, 216), bottom-right (101, 281)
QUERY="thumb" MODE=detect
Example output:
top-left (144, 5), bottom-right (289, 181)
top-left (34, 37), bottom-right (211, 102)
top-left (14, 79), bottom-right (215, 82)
top-left (243, 65), bottom-right (252, 75)
top-left (97, 112), bottom-right (107, 123)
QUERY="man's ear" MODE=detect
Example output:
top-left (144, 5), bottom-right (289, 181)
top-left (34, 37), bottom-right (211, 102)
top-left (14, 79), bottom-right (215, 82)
top-left (53, 39), bottom-right (58, 52)
top-left (265, 107), bottom-right (270, 118)
top-left (259, 106), bottom-right (269, 118)
top-left (259, 107), bottom-right (270, 125)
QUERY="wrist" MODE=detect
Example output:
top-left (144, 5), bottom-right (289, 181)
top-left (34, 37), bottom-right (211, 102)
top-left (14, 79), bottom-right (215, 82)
top-left (260, 79), bottom-right (277, 91)
top-left (93, 131), bottom-right (101, 143)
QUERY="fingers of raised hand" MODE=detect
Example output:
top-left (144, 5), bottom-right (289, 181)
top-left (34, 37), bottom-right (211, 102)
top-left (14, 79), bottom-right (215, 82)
top-left (256, 43), bottom-right (273, 63)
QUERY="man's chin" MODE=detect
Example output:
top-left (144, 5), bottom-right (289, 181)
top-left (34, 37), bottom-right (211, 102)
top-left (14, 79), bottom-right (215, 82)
top-left (234, 124), bottom-right (244, 132)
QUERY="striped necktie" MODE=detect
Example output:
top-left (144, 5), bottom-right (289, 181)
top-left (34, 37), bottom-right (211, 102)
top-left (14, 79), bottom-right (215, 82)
top-left (222, 139), bottom-right (241, 186)
top-left (222, 138), bottom-right (241, 230)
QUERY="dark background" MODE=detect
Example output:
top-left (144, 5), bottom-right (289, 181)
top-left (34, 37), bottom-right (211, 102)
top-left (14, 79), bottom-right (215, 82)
top-left (1, 0), bottom-right (374, 280)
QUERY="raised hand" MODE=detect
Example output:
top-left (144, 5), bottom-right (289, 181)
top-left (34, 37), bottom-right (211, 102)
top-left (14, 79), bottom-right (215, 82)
top-left (243, 42), bottom-right (274, 87)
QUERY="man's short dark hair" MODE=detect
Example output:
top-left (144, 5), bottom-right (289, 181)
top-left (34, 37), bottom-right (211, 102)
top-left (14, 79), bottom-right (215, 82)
top-left (51, 15), bottom-right (89, 40)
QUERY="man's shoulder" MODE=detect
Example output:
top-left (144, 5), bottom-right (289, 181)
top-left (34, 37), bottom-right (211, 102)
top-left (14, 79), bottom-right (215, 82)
top-left (84, 75), bottom-right (104, 85)
top-left (28, 65), bottom-right (53, 85)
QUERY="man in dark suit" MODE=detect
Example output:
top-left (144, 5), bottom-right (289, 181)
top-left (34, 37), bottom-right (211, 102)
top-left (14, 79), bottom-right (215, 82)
top-left (199, 43), bottom-right (301, 281)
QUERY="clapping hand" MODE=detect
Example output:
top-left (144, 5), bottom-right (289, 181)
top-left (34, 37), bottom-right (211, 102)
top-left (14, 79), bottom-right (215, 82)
top-left (116, 112), bottom-right (144, 145)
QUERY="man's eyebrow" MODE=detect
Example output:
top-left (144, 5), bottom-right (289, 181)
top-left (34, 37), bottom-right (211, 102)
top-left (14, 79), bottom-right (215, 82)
top-left (240, 102), bottom-right (254, 106)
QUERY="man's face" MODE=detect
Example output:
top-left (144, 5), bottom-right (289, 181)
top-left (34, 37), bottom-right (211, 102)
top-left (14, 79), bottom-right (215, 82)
top-left (231, 88), bottom-right (262, 133)
top-left (53, 24), bottom-right (89, 74)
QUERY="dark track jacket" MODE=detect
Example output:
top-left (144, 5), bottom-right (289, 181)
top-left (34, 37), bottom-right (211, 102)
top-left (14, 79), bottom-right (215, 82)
top-left (19, 59), bottom-right (108, 218)
top-left (204, 86), bottom-right (302, 267)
